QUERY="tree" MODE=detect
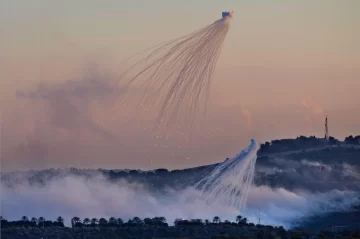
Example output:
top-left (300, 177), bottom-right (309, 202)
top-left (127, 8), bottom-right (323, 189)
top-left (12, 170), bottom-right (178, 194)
top-left (345, 135), bottom-right (354, 144)
top-left (31, 217), bottom-right (37, 226)
top-left (57, 216), bottom-right (64, 224)
top-left (329, 136), bottom-right (337, 145)
top-left (55, 216), bottom-right (64, 227)
top-left (158, 217), bottom-right (166, 223)
top-left (71, 217), bottom-right (80, 227)
top-left (143, 218), bottom-right (153, 225)
top-left (38, 217), bottom-right (45, 228)
top-left (213, 216), bottom-right (221, 224)
top-left (204, 219), bottom-right (210, 225)
top-left (236, 215), bottom-right (242, 223)
top-left (21, 216), bottom-right (29, 222)
top-left (83, 218), bottom-right (90, 226)
top-left (260, 142), bottom-right (271, 152)
top-left (91, 218), bottom-right (98, 227)
top-left (117, 218), bottom-right (123, 225)
top-left (152, 217), bottom-right (166, 225)
top-left (152, 217), bottom-right (160, 224)
top-left (132, 217), bottom-right (143, 225)
top-left (108, 217), bottom-right (117, 226)
top-left (196, 219), bottom-right (203, 224)
top-left (278, 226), bottom-right (287, 238)
top-left (344, 135), bottom-right (360, 145)
top-left (0, 216), bottom-right (8, 227)
top-left (98, 218), bottom-right (108, 226)
top-left (239, 217), bottom-right (248, 225)
top-left (190, 219), bottom-right (203, 225)
top-left (154, 168), bottom-right (169, 176)
top-left (129, 170), bottom-right (140, 177)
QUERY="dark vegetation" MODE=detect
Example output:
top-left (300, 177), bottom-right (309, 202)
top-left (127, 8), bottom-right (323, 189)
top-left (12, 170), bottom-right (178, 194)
top-left (2, 215), bottom-right (360, 239)
top-left (1, 215), bottom-right (291, 239)
top-left (294, 208), bottom-right (360, 233)
top-left (345, 135), bottom-right (360, 145)
top-left (258, 135), bottom-right (360, 155)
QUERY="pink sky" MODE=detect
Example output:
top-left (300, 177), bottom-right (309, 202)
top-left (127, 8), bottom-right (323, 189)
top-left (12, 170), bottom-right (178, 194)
top-left (0, 0), bottom-right (359, 172)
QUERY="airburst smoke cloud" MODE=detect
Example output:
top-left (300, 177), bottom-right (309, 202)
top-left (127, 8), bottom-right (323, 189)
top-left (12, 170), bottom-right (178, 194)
top-left (187, 139), bottom-right (258, 211)
top-left (110, 13), bottom-right (232, 128)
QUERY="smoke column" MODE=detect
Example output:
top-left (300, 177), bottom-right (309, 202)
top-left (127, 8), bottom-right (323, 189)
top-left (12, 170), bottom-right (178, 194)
top-left (184, 139), bottom-right (259, 212)
top-left (110, 12), bottom-right (232, 128)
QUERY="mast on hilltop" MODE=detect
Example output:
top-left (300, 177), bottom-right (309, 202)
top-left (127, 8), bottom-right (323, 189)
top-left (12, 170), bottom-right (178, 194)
top-left (325, 116), bottom-right (329, 141)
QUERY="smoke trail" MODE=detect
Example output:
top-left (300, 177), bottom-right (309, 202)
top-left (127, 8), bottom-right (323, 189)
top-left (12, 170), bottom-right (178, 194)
top-left (110, 13), bottom-right (232, 129)
top-left (184, 139), bottom-right (259, 212)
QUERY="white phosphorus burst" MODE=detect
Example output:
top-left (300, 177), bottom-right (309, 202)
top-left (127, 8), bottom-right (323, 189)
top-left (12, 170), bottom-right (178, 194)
top-left (184, 139), bottom-right (259, 212)
top-left (109, 12), bottom-right (233, 129)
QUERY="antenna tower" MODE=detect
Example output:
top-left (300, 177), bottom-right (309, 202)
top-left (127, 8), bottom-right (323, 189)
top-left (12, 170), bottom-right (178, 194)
top-left (325, 116), bottom-right (329, 141)
top-left (0, 115), bottom-right (2, 170)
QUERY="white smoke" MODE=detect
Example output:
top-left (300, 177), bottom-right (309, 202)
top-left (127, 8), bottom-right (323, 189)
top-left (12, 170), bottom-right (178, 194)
top-left (300, 159), bottom-right (332, 172)
top-left (245, 186), bottom-right (360, 227)
top-left (1, 172), bottom-right (359, 229)
top-left (110, 15), bottom-right (231, 129)
top-left (342, 163), bottom-right (360, 180)
top-left (0, 174), bottom-right (239, 226)
top-left (188, 139), bottom-right (258, 211)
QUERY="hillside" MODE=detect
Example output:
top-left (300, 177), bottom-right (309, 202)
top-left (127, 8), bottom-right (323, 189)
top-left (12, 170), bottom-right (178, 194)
top-left (2, 136), bottom-right (360, 192)
top-left (1, 135), bottom-right (360, 232)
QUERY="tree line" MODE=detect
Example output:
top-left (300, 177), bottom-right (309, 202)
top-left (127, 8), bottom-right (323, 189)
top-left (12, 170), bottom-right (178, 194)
top-left (175, 215), bottom-right (252, 227)
top-left (70, 216), bottom-right (167, 228)
top-left (259, 135), bottom-right (360, 154)
top-left (1, 215), bottom-right (280, 230)
top-left (345, 135), bottom-right (360, 145)
top-left (0, 216), bottom-right (64, 228)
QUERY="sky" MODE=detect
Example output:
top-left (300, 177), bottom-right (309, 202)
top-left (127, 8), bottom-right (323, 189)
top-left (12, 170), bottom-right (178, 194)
top-left (0, 0), bottom-right (359, 172)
